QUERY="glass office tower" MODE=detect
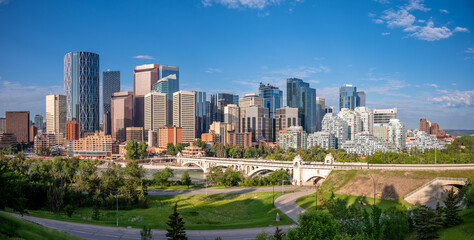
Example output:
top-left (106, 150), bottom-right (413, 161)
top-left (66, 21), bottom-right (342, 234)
top-left (194, 91), bottom-right (208, 138)
top-left (64, 51), bottom-right (100, 134)
top-left (258, 82), bottom-right (282, 119)
top-left (210, 93), bottom-right (238, 123)
top-left (339, 84), bottom-right (359, 110)
top-left (103, 70), bottom-right (120, 135)
top-left (287, 78), bottom-right (317, 133)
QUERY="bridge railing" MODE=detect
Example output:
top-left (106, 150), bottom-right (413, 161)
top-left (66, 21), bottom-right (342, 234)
top-left (404, 177), bottom-right (468, 199)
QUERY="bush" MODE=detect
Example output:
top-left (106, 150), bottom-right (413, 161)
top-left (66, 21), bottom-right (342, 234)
top-left (64, 204), bottom-right (74, 218)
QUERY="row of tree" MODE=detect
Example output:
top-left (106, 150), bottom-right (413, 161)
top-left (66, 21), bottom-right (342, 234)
top-left (0, 154), bottom-right (147, 216)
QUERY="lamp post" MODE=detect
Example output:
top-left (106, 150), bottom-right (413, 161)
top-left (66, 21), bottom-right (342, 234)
top-left (368, 173), bottom-right (377, 206)
top-left (272, 181), bottom-right (275, 208)
top-left (281, 169), bottom-right (284, 194)
top-left (313, 181), bottom-right (318, 211)
top-left (116, 194), bottom-right (118, 227)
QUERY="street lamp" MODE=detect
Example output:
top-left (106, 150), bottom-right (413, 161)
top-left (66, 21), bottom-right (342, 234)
top-left (313, 181), bottom-right (318, 211)
top-left (368, 173), bottom-right (377, 206)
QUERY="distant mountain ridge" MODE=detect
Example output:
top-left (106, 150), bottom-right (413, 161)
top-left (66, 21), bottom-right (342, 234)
top-left (444, 130), bottom-right (474, 136)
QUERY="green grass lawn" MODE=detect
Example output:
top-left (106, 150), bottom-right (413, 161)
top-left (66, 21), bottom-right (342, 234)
top-left (0, 212), bottom-right (83, 240)
top-left (296, 192), bottom-right (412, 212)
top-left (438, 208), bottom-right (474, 240)
top-left (21, 192), bottom-right (294, 230)
top-left (145, 184), bottom-right (204, 190)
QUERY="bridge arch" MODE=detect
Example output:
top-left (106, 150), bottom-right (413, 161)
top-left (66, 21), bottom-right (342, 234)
top-left (304, 175), bottom-right (326, 185)
top-left (248, 167), bottom-right (277, 177)
top-left (182, 161), bottom-right (206, 172)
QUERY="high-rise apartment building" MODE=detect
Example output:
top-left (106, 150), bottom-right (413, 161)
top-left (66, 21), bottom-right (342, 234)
top-left (259, 83), bottom-right (283, 119)
top-left (278, 126), bottom-right (307, 151)
top-left (316, 97), bottom-right (326, 131)
top-left (153, 73), bottom-right (179, 125)
top-left (388, 119), bottom-right (406, 150)
top-left (355, 107), bottom-right (374, 134)
top-left (275, 107), bottom-right (299, 132)
top-left (307, 132), bottom-right (335, 150)
top-left (173, 91), bottom-right (196, 143)
top-left (373, 108), bottom-right (397, 124)
top-left (34, 114), bottom-right (44, 133)
top-left (339, 84), bottom-right (359, 110)
top-left (373, 124), bottom-right (389, 141)
top-left (322, 113), bottom-right (348, 148)
top-left (144, 92), bottom-right (167, 133)
top-left (209, 122), bottom-right (234, 145)
top-left (338, 108), bottom-right (361, 141)
top-left (103, 70), bottom-right (120, 135)
top-left (224, 104), bottom-right (240, 133)
top-left (0, 118), bottom-right (5, 133)
top-left (287, 78), bottom-right (317, 133)
top-left (194, 91), bottom-right (208, 138)
top-left (46, 95), bottom-right (67, 143)
top-left (29, 125), bottom-right (37, 143)
top-left (134, 64), bottom-right (159, 128)
top-left (6, 111), bottom-right (30, 143)
top-left (111, 92), bottom-right (134, 142)
top-left (66, 121), bottom-right (80, 140)
top-left (64, 51), bottom-right (100, 134)
top-left (71, 131), bottom-right (112, 158)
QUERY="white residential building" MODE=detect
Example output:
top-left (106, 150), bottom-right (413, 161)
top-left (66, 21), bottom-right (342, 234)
top-left (173, 91), bottom-right (196, 143)
top-left (355, 107), bottom-right (374, 135)
top-left (338, 108), bottom-right (361, 141)
top-left (321, 113), bottom-right (348, 148)
top-left (307, 131), bottom-right (335, 150)
top-left (406, 131), bottom-right (447, 152)
top-left (387, 119), bottom-right (406, 151)
top-left (341, 132), bottom-right (398, 155)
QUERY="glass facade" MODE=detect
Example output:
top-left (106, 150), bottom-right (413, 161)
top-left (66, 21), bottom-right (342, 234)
top-left (64, 51), bottom-right (100, 134)
top-left (194, 91), bottom-right (208, 138)
top-left (210, 93), bottom-right (238, 123)
top-left (258, 83), bottom-right (283, 119)
top-left (286, 78), bottom-right (317, 133)
top-left (103, 71), bottom-right (120, 114)
top-left (339, 84), bottom-right (359, 110)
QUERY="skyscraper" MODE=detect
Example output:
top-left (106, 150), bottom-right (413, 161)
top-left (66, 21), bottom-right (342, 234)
top-left (144, 92), bottom-right (167, 132)
top-left (194, 91), bottom-right (208, 138)
top-left (210, 93), bottom-right (239, 123)
top-left (338, 108), bottom-right (361, 141)
top-left (64, 51), bottom-right (100, 134)
top-left (321, 113), bottom-right (348, 149)
top-left (241, 106), bottom-right (272, 142)
top-left (159, 65), bottom-right (179, 92)
top-left (316, 97), bottom-right (326, 131)
top-left (275, 106), bottom-right (299, 132)
top-left (259, 83), bottom-right (283, 119)
top-left (0, 118), bottom-right (5, 133)
top-left (357, 91), bottom-right (366, 107)
top-left (339, 84), bottom-right (359, 110)
top-left (46, 94), bottom-right (67, 143)
top-left (103, 70), bottom-right (120, 135)
top-left (34, 114), bottom-right (44, 133)
top-left (173, 91), bottom-right (196, 143)
top-left (224, 104), bottom-right (240, 133)
top-left (153, 73), bottom-right (179, 125)
top-left (111, 92), bottom-right (134, 142)
top-left (133, 64), bottom-right (159, 128)
top-left (287, 78), bottom-right (317, 133)
top-left (6, 111), bottom-right (30, 143)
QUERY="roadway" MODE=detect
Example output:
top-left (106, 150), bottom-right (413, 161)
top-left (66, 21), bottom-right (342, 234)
top-left (6, 186), bottom-right (312, 240)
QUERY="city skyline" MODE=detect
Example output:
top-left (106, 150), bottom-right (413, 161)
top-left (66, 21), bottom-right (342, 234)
top-left (0, 0), bottom-right (473, 129)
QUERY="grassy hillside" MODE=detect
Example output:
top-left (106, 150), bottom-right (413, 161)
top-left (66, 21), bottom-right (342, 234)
top-left (0, 212), bottom-right (83, 240)
top-left (319, 170), bottom-right (474, 201)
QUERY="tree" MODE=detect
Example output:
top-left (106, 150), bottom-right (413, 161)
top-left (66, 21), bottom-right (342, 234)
top-left (285, 210), bottom-right (339, 240)
top-left (138, 141), bottom-right (148, 159)
top-left (221, 168), bottom-right (242, 187)
top-left (244, 146), bottom-right (256, 158)
top-left (175, 143), bottom-right (185, 154)
top-left (443, 188), bottom-right (462, 227)
top-left (141, 225), bottom-right (152, 240)
top-left (125, 140), bottom-right (139, 160)
top-left (413, 206), bottom-right (442, 240)
top-left (273, 226), bottom-right (284, 240)
top-left (153, 167), bottom-right (174, 186)
top-left (382, 207), bottom-right (410, 240)
top-left (206, 166), bottom-right (223, 185)
top-left (167, 143), bottom-right (176, 155)
top-left (181, 171), bottom-right (192, 188)
top-left (166, 202), bottom-right (187, 240)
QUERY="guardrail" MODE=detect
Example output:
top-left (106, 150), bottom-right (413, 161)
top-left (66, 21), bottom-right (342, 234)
top-left (404, 177), bottom-right (468, 199)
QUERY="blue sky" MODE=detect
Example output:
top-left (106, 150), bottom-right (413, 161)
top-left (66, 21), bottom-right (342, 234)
top-left (0, 0), bottom-right (473, 129)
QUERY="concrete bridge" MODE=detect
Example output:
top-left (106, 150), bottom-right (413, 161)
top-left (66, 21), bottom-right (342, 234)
top-left (404, 177), bottom-right (468, 206)
top-left (177, 154), bottom-right (336, 186)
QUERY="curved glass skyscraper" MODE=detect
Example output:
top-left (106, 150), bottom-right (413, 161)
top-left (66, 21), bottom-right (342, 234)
top-left (64, 51), bottom-right (100, 134)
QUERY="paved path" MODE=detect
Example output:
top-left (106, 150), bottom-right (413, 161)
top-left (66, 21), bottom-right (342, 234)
top-left (148, 186), bottom-right (301, 195)
top-left (5, 212), bottom-right (292, 240)
top-left (274, 187), bottom-right (313, 222)
top-left (6, 186), bottom-right (313, 240)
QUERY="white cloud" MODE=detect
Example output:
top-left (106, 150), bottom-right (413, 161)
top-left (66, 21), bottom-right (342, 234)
top-left (373, 0), bottom-right (390, 4)
top-left (453, 27), bottom-right (469, 33)
top-left (0, 79), bottom-right (63, 117)
top-left (372, 0), bottom-right (467, 41)
top-left (381, 32), bottom-right (391, 36)
top-left (133, 55), bottom-right (155, 60)
top-left (205, 68), bottom-right (222, 74)
top-left (381, 9), bottom-right (416, 28)
top-left (405, 0), bottom-right (430, 12)
top-left (366, 79), bottom-right (410, 97)
top-left (202, 0), bottom-right (283, 10)
top-left (439, 9), bottom-right (449, 14)
top-left (466, 48), bottom-right (474, 54)
top-left (425, 83), bottom-right (439, 88)
top-left (409, 20), bottom-right (452, 41)
top-left (430, 90), bottom-right (474, 108)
